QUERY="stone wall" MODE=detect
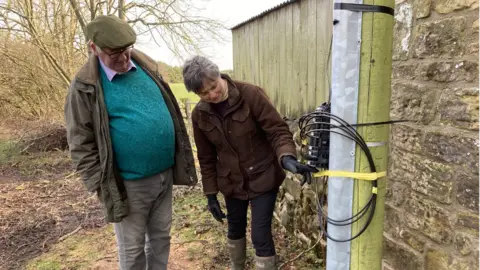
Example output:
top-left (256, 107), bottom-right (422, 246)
top-left (385, 0), bottom-right (479, 269)
top-left (274, 0), bottom-right (479, 268)
top-left (274, 120), bottom-right (326, 256)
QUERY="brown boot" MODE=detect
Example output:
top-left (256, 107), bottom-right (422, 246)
top-left (227, 237), bottom-right (246, 270)
top-left (254, 255), bottom-right (278, 270)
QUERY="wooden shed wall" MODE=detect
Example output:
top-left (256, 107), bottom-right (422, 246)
top-left (232, 0), bottom-right (332, 117)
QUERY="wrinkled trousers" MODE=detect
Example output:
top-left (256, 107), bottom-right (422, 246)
top-left (114, 168), bottom-right (173, 270)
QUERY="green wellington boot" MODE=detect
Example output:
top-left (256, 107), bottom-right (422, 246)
top-left (227, 237), bottom-right (246, 269)
top-left (254, 255), bottom-right (278, 270)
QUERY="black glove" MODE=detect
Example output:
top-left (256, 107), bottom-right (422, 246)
top-left (281, 155), bottom-right (318, 174)
top-left (281, 156), bottom-right (318, 186)
top-left (206, 194), bottom-right (226, 223)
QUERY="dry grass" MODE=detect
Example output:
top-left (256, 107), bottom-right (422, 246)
top-left (0, 174), bottom-right (105, 269)
top-left (0, 122), bottom-right (103, 269)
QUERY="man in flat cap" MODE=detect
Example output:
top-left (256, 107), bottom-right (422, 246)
top-left (64, 15), bottom-right (197, 270)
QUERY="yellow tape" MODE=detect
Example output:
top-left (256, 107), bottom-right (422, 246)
top-left (372, 187), bottom-right (378, 194)
top-left (313, 170), bottom-right (387, 181)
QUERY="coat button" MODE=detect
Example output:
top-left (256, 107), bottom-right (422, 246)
top-left (249, 166), bottom-right (254, 170)
top-left (228, 130), bottom-right (232, 133)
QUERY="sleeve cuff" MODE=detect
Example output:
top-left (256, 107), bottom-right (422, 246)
top-left (278, 152), bottom-right (297, 164)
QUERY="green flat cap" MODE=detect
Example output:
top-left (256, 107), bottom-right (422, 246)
top-left (86, 15), bottom-right (136, 49)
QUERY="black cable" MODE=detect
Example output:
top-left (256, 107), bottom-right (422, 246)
top-left (351, 119), bottom-right (410, 127)
top-left (303, 116), bottom-right (374, 162)
top-left (302, 125), bottom-right (375, 225)
top-left (299, 110), bottom-right (379, 242)
top-left (301, 15), bottom-right (402, 242)
top-left (304, 16), bottom-right (405, 239)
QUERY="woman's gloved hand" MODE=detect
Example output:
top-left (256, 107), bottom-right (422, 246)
top-left (206, 194), bottom-right (226, 223)
top-left (281, 156), bottom-right (318, 186)
top-left (281, 155), bottom-right (318, 174)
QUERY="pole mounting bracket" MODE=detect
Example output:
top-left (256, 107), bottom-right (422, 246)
top-left (334, 3), bottom-right (395, 16)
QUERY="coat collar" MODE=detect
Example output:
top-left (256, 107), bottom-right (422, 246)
top-left (74, 49), bottom-right (159, 85)
top-left (196, 74), bottom-right (242, 114)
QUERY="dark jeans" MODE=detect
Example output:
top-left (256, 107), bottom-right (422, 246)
top-left (225, 188), bottom-right (278, 257)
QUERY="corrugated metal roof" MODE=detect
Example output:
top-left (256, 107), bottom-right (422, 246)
top-left (230, 0), bottom-right (298, 30)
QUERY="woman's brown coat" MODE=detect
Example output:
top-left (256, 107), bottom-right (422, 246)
top-left (192, 75), bottom-right (296, 200)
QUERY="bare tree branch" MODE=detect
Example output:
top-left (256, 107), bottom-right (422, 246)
top-left (68, 0), bottom-right (86, 37)
top-left (88, 0), bottom-right (95, 20)
top-left (0, 46), bottom-right (51, 75)
top-left (124, 0), bottom-right (226, 57)
top-left (0, 0), bottom-right (226, 119)
top-left (118, 0), bottom-right (124, 20)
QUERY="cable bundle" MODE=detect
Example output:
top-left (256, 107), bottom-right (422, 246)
top-left (298, 102), bottom-right (378, 242)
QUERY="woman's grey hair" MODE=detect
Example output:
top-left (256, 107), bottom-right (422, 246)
top-left (182, 55), bottom-right (220, 93)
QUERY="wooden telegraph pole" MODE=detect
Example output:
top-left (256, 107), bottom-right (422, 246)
top-left (327, 0), bottom-right (395, 269)
top-left (351, 0), bottom-right (395, 269)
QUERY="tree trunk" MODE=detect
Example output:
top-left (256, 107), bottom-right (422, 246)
top-left (68, 0), bottom-right (87, 39)
top-left (118, 0), bottom-right (125, 20)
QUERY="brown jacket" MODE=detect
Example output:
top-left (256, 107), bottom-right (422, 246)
top-left (192, 75), bottom-right (296, 200)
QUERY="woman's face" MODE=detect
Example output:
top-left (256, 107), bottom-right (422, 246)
top-left (197, 77), bottom-right (228, 103)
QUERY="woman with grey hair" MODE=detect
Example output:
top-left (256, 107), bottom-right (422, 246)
top-left (183, 56), bottom-right (316, 270)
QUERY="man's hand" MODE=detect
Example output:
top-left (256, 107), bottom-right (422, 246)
top-left (206, 194), bottom-right (226, 223)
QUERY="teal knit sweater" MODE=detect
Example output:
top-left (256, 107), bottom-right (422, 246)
top-left (100, 62), bottom-right (175, 180)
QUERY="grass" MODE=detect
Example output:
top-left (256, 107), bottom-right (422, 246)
top-left (0, 140), bottom-right (20, 164)
top-left (170, 190), bottom-right (323, 269)
top-left (170, 189), bottom-right (231, 266)
top-left (0, 138), bottom-right (72, 180)
top-left (26, 226), bottom-right (117, 270)
top-left (14, 180), bottom-right (322, 269)
top-left (24, 189), bottom-right (229, 270)
top-left (170, 83), bottom-right (199, 102)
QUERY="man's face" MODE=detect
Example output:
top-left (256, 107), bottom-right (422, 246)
top-left (197, 77), bottom-right (228, 103)
top-left (91, 43), bottom-right (133, 73)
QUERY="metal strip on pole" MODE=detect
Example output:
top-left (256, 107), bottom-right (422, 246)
top-left (327, 0), bottom-right (363, 269)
